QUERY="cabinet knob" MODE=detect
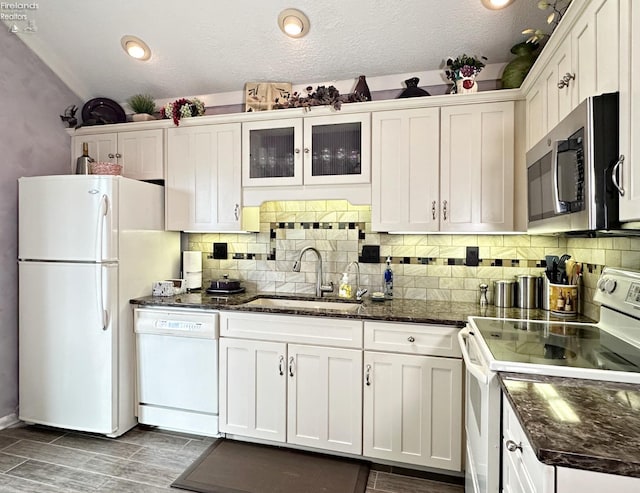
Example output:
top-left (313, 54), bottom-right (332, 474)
top-left (108, 153), bottom-right (115, 159)
top-left (506, 440), bottom-right (523, 453)
top-left (295, 148), bottom-right (301, 154)
top-left (115, 153), bottom-right (122, 159)
top-left (303, 148), bottom-right (310, 154)
top-left (407, 336), bottom-right (415, 343)
top-left (365, 364), bottom-right (372, 386)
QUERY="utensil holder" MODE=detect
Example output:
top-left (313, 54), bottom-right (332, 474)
top-left (549, 283), bottom-right (579, 316)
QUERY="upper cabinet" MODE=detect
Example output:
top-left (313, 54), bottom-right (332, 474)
top-left (166, 123), bottom-right (246, 232)
top-left (242, 113), bottom-right (370, 187)
top-left (72, 129), bottom-right (164, 181)
top-left (524, 0), bottom-right (622, 150)
top-left (372, 102), bottom-right (515, 233)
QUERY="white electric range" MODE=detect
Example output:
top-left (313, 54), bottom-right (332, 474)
top-left (459, 267), bottom-right (640, 493)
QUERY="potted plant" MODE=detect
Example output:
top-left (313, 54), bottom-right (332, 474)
top-left (160, 98), bottom-right (205, 126)
top-left (127, 94), bottom-right (157, 121)
top-left (445, 54), bottom-right (487, 94)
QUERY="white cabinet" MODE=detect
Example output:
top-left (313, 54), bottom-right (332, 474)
top-left (219, 312), bottom-right (363, 455)
top-left (362, 321), bottom-right (463, 471)
top-left (372, 102), bottom-right (514, 233)
top-left (288, 344), bottom-right (362, 454)
top-left (556, 466), bottom-right (640, 493)
top-left (440, 101), bottom-right (515, 232)
top-left (371, 107), bottom-right (440, 232)
top-left (166, 123), bottom-right (244, 232)
top-left (502, 397), bottom-right (555, 493)
top-left (242, 113), bottom-right (370, 187)
top-left (73, 129), bottom-right (164, 180)
top-left (618, 0), bottom-right (640, 221)
top-left (525, 0), bottom-right (622, 151)
top-left (219, 338), bottom-right (287, 442)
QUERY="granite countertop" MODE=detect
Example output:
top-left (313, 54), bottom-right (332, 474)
top-left (130, 291), bottom-right (596, 326)
top-left (499, 372), bottom-right (640, 478)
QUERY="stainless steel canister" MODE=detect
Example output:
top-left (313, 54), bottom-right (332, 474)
top-left (493, 280), bottom-right (516, 308)
top-left (516, 274), bottom-right (539, 309)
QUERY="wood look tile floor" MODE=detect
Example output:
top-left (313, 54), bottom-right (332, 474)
top-left (0, 425), bottom-right (463, 493)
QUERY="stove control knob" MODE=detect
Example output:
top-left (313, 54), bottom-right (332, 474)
top-left (597, 278), bottom-right (607, 292)
top-left (604, 278), bottom-right (617, 294)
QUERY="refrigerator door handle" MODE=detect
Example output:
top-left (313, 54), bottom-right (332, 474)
top-left (97, 264), bottom-right (109, 331)
top-left (97, 194), bottom-right (110, 261)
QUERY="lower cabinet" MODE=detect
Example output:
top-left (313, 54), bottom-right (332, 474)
top-left (362, 321), bottom-right (463, 471)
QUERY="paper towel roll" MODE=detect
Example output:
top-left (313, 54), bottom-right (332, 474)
top-left (183, 251), bottom-right (202, 273)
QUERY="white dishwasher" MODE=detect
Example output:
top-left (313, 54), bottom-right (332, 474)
top-left (134, 307), bottom-right (219, 437)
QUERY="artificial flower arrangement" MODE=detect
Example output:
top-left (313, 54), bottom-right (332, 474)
top-left (445, 54), bottom-right (487, 94)
top-left (274, 85), bottom-right (367, 111)
top-left (522, 0), bottom-right (573, 44)
top-left (161, 97), bottom-right (205, 126)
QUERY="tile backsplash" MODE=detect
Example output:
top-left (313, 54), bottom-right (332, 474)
top-left (187, 200), bottom-right (640, 320)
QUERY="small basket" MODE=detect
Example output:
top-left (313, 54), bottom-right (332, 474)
top-left (90, 162), bottom-right (122, 175)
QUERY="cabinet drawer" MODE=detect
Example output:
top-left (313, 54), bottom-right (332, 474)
top-left (220, 311), bottom-right (363, 348)
top-left (502, 398), bottom-right (555, 493)
top-left (364, 321), bottom-right (461, 357)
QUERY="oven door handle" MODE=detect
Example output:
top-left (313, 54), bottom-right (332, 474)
top-left (458, 326), bottom-right (490, 385)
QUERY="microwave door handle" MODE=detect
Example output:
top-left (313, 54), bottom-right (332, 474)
top-left (551, 140), bottom-right (564, 213)
top-left (458, 326), bottom-right (490, 385)
top-left (612, 155), bottom-right (625, 197)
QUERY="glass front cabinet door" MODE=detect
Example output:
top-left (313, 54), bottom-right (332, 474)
top-left (242, 113), bottom-right (370, 187)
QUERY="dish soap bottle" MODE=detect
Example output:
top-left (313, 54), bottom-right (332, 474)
top-left (338, 272), bottom-right (352, 299)
top-left (384, 257), bottom-right (393, 298)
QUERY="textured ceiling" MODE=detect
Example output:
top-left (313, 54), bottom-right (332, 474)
top-left (6, 0), bottom-right (548, 104)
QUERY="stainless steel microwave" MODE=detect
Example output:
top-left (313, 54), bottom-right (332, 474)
top-left (526, 92), bottom-right (620, 235)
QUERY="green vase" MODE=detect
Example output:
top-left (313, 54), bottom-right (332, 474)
top-left (501, 42), bottom-right (539, 89)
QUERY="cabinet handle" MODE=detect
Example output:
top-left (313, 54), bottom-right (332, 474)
top-left (431, 201), bottom-right (437, 220)
top-left (279, 355), bottom-right (284, 376)
top-left (443, 200), bottom-right (448, 221)
top-left (557, 72), bottom-right (575, 89)
top-left (506, 440), bottom-right (523, 453)
top-left (115, 153), bottom-right (122, 159)
top-left (295, 148), bottom-right (301, 154)
top-left (612, 155), bottom-right (625, 197)
top-left (407, 336), bottom-right (415, 343)
top-left (234, 203), bottom-right (240, 220)
top-left (365, 364), bottom-right (371, 386)
top-left (289, 356), bottom-right (295, 377)
top-left (108, 153), bottom-right (115, 159)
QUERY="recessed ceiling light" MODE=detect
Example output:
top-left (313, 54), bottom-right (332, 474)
top-left (481, 0), bottom-right (515, 9)
top-left (120, 35), bottom-right (151, 61)
top-left (278, 8), bottom-right (310, 38)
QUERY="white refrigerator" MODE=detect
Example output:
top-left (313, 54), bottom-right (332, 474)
top-left (18, 175), bottom-right (180, 437)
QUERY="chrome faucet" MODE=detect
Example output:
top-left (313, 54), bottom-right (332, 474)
top-left (292, 246), bottom-right (334, 297)
top-left (347, 261), bottom-right (368, 301)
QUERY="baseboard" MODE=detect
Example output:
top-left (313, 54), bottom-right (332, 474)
top-left (0, 413), bottom-right (20, 430)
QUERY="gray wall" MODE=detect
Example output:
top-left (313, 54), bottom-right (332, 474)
top-left (0, 28), bottom-right (81, 421)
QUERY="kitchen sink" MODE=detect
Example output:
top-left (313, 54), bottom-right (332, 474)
top-left (244, 297), bottom-right (362, 312)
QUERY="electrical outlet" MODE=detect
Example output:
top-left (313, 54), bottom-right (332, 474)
top-left (466, 246), bottom-right (479, 267)
top-left (213, 242), bottom-right (228, 259)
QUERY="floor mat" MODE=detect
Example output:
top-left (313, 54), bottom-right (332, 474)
top-left (172, 439), bottom-right (370, 493)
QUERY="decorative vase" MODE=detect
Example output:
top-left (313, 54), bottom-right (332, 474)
top-left (398, 77), bottom-right (430, 98)
top-left (456, 76), bottom-right (478, 94)
top-left (353, 75), bottom-right (372, 101)
top-left (501, 42), bottom-right (540, 89)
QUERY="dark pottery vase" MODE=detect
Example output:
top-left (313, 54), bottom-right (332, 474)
top-left (501, 42), bottom-right (539, 89)
top-left (354, 75), bottom-right (372, 101)
top-left (398, 77), bottom-right (430, 98)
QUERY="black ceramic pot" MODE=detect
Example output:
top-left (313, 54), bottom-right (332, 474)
top-left (398, 77), bottom-right (430, 98)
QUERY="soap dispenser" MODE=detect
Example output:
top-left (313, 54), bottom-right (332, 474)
top-left (338, 272), bottom-right (352, 299)
top-left (384, 257), bottom-right (393, 298)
